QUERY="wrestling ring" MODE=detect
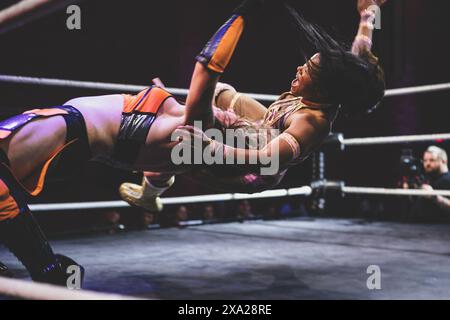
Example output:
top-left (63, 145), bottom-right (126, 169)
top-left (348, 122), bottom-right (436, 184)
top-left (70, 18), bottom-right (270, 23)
top-left (1, 0), bottom-right (450, 301)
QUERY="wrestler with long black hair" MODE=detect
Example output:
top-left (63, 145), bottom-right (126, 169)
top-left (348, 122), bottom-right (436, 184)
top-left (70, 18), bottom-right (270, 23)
top-left (120, 0), bottom-right (387, 211)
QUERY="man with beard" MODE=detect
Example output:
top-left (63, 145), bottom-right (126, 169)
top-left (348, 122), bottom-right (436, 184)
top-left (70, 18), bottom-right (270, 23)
top-left (420, 146), bottom-right (450, 213)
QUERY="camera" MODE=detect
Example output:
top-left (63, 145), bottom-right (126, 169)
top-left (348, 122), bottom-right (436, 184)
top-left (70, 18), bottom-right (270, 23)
top-left (399, 149), bottom-right (424, 188)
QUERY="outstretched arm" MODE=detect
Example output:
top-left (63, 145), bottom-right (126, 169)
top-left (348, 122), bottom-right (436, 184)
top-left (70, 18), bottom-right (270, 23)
top-left (184, 0), bottom-right (264, 128)
top-left (177, 112), bottom-right (329, 176)
top-left (352, 0), bottom-right (387, 55)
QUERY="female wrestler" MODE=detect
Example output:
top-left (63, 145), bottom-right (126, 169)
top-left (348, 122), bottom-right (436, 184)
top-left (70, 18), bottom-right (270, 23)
top-left (120, 0), bottom-right (387, 211)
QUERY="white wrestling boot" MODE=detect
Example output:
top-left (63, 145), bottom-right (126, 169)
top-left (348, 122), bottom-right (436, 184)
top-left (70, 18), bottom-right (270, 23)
top-left (119, 176), bottom-right (175, 212)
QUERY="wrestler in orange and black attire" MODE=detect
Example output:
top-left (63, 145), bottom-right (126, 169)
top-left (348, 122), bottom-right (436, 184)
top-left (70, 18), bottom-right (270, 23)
top-left (0, 105), bottom-right (90, 285)
top-left (0, 87), bottom-right (172, 285)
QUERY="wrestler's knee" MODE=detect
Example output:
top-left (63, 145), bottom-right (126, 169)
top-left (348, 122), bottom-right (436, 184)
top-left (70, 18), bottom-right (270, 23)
top-left (0, 179), bottom-right (21, 221)
top-left (0, 150), bottom-right (26, 221)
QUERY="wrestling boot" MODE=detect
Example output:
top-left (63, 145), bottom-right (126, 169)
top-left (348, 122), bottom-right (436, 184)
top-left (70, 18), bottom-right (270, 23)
top-left (0, 160), bottom-right (84, 286)
top-left (119, 176), bottom-right (175, 212)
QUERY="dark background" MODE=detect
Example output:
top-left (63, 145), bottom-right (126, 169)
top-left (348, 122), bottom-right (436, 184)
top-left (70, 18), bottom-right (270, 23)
top-left (0, 0), bottom-right (449, 207)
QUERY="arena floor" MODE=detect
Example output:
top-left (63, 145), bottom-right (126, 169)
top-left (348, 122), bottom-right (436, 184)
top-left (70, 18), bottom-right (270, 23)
top-left (2, 217), bottom-right (450, 300)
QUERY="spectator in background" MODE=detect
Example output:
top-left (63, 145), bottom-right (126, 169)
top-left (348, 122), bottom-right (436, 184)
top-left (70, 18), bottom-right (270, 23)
top-left (409, 146), bottom-right (450, 218)
top-left (175, 205), bottom-right (189, 225)
top-left (279, 202), bottom-right (294, 217)
top-left (237, 200), bottom-right (255, 220)
top-left (264, 205), bottom-right (278, 219)
top-left (421, 146), bottom-right (450, 213)
top-left (203, 204), bottom-right (215, 222)
top-left (102, 210), bottom-right (122, 234)
top-left (140, 212), bottom-right (156, 229)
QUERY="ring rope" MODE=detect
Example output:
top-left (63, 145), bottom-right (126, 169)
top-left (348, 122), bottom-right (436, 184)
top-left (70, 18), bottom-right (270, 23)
top-left (27, 184), bottom-right (450, 213)
top-left (342, 133), bottom-right (450, 146)
top-left (341, 186), bottom-right (450, 197)
top-left (1, 74), bottom-right (449, 102)
top-left (28, 186), bottom-right (313, 212)
top-left (0, 0), bottom-right (58, 24)
top-left (0, 0), bottom-right (82, 35)
top-left (0, 276), bottom-right (144, 300)
top-left (386, 83), bottom-right (450, 97)
top-left (0, 74), bottom-right (276, 101)
top-left (311, 181), bottom-right (450, 197)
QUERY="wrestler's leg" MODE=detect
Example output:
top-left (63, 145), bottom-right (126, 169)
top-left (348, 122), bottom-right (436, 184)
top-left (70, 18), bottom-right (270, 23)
top-left (184, 0), bottom-right (264, 128)
top-left (215, 88), bottom-right (267, 123)
top-left (0, 117), bottom-right (84, 285)
top-left (1, 116), bottom-right (67, 181)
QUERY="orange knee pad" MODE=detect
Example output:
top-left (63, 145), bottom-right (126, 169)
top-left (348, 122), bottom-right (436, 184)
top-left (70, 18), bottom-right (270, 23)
top-left (196, 15), bottom-right (244, 74)
top-left (0, 179), bottom-right (21, 221)
top-left (0, 152), bottom-right (27, 222)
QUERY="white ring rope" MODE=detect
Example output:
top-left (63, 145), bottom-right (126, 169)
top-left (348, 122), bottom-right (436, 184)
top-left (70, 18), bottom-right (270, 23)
top-left (0, 0), bottom-right (82, 35)
top-left (386, 82), bottom-right (450, 97)
top-left (342, 133), bottom-right (450, 146)
top-left (28, 186), bottom-right (313, 212)
top-left (1, 74), bottom-right (449, 102)
top-left (0, 277), bottom-right (144, 300)
top-left (341, 186), bottom-right (450, 198)
top-left (0, 74), bottom-right (154, 93)
top-left (27, 183), bottom-right (450, 213)
top-left (0, 0), bottom-right (57, 24)
top-left (312, 181), bottom-right (450, 197)
top-left (0, 74), bottom-right (277, 101)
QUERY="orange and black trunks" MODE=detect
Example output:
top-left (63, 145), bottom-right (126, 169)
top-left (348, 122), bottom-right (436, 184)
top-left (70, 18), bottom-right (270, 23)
top-left (113, 86), bottom-right (173, 165)
top-left (122, 86), bottom-right (173, 114)
top-left (0, 105), bottom-right (90, 197)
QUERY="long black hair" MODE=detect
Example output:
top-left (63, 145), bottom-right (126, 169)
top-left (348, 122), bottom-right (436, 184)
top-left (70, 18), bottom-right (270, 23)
top-left (283, 1), bottom-right (385, 116)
